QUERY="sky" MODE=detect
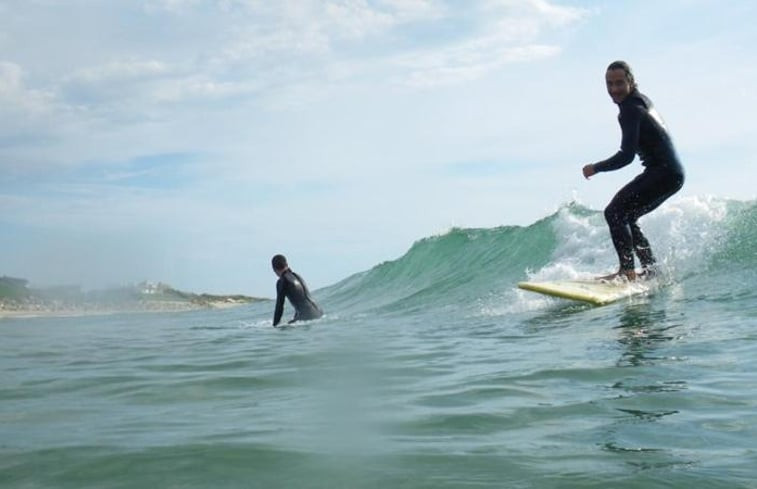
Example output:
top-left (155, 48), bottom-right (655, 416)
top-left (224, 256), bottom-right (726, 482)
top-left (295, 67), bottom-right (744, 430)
top-left (1, 0), bottom-right (756, 297)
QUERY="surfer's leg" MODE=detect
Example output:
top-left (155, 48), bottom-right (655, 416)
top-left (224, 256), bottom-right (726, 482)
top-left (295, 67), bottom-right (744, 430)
top-left (629, 220), bottom-right (655, 268)
top-left (625, 169), bottom-right (685, 269)
top-left (604, 184), bottom-right (638, 272)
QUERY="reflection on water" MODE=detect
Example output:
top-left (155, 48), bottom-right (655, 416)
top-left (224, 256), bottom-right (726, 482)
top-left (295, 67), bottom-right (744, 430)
top-left (611, 301), bottom-right (689, 396)
top-left (613, 302), bottom-right (682, 368)
top-left (601, 301), bottom-right (693, 466)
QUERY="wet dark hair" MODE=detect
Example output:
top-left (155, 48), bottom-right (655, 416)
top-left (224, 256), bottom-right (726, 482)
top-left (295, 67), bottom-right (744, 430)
top-left (607, 60), bottom-right (637, 90)
top-left (271, 254), bottom-right (288, 271)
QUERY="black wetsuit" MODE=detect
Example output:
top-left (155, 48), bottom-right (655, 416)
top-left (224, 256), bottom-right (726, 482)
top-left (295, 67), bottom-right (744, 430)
top-left (273, 269), bottom-right (323, 327)
top-left (594, 90), bottom-right (685, 272)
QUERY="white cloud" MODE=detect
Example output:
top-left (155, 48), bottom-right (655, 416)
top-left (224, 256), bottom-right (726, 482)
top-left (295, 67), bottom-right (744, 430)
top-left (62, 59), bottom-right (254, 108)
top-left (0, 61), bottom-right (56, 115)
top-left (380, 0), bottom-right (444, 23)
top-left (0, 61), bottom-right (72, 164)
top-left (397, 41), bottom-right (561, 88)
top-left (325, 1), bottom-right (396, 39)
top-left (3, 1), bottom-right (590, 132)
top-left (210, 0), bottom-right (439, 67)
top-left (389, 0), bottom-right (587, 88)
top-left (484, 0), bottom-right (587, 27)
top-left (143, 0), bottom-right (203, 13)
top-left (68, 59), bottom-right (171, 84)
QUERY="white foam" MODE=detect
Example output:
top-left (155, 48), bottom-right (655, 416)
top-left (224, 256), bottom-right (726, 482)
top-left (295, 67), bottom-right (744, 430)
top-left (540, 195), bottom-right (730, 280)
top-left (529, 204), bottom-right (610, 281)
top-left (507, 195), bottom-right (733, 313)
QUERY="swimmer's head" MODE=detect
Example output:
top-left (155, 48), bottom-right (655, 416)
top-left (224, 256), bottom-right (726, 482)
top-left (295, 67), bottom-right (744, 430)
top-left (271, 254), bottom-right (288, 272)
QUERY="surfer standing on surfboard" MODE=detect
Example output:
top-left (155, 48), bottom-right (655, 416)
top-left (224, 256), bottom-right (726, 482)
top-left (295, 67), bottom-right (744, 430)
top-left (582, 60), bottom-right (685, 281)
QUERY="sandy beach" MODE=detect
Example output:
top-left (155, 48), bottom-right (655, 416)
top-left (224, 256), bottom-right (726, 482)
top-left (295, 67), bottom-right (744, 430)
top-left (0, 298), bottom-right (256, 319)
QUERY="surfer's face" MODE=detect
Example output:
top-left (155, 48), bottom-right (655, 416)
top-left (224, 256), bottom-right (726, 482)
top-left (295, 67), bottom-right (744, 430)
top-left (606, 68), bottom-right (632, 104)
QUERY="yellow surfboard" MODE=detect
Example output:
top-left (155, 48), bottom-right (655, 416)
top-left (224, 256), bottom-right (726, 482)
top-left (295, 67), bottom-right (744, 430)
top-left (517, 279), bottom-right (651, 306)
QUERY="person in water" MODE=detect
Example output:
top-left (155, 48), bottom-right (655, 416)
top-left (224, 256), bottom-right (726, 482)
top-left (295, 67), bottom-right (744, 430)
top-left (582, 60), bottom-right (685, 281)
top-left (271, 254), bottom-right (323, 327)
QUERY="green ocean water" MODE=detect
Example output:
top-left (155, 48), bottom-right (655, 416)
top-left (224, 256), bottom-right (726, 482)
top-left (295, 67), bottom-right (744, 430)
top-left (2, 197), bottom-right (756, 488)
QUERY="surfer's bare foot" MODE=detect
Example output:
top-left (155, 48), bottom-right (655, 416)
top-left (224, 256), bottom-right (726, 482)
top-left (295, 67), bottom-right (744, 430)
top-left (621, 269), bottom-right (637, 281)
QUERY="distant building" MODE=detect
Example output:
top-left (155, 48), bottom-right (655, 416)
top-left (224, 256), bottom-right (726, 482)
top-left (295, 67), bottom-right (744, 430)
top-left (137, 281), bottom-right (170, 295)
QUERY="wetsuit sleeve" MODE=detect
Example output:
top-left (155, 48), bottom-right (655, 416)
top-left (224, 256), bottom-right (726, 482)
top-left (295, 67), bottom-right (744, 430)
top-left (593, 104), bottom-right (641, 173)
top-left (273, 279), bottom-right (285, 326)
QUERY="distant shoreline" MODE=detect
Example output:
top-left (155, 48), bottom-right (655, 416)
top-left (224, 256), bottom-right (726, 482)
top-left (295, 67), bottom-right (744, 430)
top-left (0, 277), bottom-right (268, 320)
top-left (0, 297), bottom-right (264, 320)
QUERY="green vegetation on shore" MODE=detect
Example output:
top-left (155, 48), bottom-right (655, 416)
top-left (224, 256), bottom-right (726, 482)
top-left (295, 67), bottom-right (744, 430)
top-left (0, 276), bottom-right (265, 315)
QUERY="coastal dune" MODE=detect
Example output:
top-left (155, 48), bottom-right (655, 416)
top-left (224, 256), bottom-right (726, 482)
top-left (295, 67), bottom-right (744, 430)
top-left (0, 277), bottom-right (264, 319)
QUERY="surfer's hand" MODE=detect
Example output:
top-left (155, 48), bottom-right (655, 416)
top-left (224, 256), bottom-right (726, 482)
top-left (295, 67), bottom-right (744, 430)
top-left (582, 164), bottom-right (596, 179)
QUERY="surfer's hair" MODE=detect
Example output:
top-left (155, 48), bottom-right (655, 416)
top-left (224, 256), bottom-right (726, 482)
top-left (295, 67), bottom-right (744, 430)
top-left (271, 254), bottom-right (288, 271)
top-left (607, 60), bottom-right (637, 90)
